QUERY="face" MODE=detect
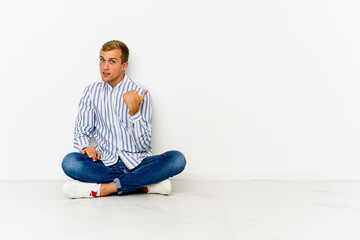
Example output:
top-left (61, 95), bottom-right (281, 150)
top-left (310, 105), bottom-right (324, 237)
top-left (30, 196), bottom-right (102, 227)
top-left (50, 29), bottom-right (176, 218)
top-left (99, 49), bottom-right (128, 87)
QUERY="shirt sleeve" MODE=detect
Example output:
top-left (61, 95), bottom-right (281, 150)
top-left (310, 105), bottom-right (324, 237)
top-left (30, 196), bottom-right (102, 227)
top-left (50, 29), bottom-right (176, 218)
top-left (73, 85), bottom-right (95, 150)
top-left (128, 91), bottom-right (152, 151)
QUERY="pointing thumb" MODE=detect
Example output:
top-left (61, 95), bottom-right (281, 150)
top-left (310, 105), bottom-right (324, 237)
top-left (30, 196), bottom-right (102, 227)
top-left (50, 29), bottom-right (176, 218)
top-left (140, 90), bottom-right (149, 102)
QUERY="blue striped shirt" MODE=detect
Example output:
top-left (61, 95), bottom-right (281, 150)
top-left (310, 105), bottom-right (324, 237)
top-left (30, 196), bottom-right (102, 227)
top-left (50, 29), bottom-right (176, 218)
top-left (73, 74), bottom-right (152, 169)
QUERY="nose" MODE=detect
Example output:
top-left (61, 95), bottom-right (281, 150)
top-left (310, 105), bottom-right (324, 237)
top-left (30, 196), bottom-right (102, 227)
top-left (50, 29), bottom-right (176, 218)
top-left (104, 62), bottom-right (110, 70)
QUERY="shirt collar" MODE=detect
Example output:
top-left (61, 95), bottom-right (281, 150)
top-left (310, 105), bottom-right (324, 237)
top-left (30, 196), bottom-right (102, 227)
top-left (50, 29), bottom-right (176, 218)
top-left (104, 74), bottom-right (127, 91)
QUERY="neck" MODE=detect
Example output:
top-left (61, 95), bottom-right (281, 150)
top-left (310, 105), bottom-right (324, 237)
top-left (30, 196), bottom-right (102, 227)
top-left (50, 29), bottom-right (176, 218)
top-left (108, 73), bottom-right (125, 88)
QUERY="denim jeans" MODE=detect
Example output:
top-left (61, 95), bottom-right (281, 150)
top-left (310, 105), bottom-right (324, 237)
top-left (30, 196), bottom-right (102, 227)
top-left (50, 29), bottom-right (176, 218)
top-left (61, 150), bottom-right (186, 195)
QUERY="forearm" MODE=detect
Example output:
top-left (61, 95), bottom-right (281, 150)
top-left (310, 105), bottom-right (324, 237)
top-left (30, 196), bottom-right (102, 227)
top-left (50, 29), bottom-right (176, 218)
top-left (129, 111), bottom-right (152, 150)
top-left (124, 89), bottom-right (152, 150)
top-left (74, 85), bottom-right (94, 150)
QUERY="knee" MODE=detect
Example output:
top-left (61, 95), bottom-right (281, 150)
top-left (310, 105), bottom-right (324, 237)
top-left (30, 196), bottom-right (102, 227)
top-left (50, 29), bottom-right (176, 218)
top-left (166, 150), bottom-right (186, 174)
top-left (62, 152), bottom-right (83, 177)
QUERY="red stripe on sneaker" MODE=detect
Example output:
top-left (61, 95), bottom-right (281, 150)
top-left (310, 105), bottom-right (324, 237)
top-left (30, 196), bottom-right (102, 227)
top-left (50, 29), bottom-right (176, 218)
top-left (90, 191), bottom-right (97, 197)
top-left (139, 187), bottom-right (148, 193)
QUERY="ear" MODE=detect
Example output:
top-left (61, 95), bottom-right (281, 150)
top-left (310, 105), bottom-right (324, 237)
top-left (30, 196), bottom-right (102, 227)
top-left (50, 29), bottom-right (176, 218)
top-left (122, 62), bottom-right (129, 71)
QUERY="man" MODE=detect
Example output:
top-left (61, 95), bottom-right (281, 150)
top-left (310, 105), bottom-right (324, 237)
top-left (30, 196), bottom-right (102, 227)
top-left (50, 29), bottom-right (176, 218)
top-left (61, 40), bottom-right (186, 198)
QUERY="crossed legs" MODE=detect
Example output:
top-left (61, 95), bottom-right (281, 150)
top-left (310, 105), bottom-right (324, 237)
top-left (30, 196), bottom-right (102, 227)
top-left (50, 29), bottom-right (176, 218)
top-left (62, 150), bottom-right (186, 197)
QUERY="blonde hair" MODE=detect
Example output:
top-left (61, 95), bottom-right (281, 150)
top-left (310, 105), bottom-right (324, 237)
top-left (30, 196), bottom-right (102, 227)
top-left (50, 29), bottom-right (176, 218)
top-left (101, 40), bottom-right (129, 63)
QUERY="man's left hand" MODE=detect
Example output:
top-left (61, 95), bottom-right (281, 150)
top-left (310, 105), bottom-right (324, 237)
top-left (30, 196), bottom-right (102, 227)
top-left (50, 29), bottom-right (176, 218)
top-left (123, 90), bottom-right (149, 115)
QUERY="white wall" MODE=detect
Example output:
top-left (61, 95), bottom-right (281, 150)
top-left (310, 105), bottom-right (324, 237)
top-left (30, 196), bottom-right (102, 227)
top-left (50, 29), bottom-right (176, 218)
top-left (0, 0), bottom-right (359, 180)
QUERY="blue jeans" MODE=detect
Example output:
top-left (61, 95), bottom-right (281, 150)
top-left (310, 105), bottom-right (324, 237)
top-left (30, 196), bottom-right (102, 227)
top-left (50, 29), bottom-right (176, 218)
top-left (61, 150), bottom-right (186, 195)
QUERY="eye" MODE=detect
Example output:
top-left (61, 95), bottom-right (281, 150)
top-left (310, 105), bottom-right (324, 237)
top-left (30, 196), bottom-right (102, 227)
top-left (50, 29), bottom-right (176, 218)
top-left (100, 58), bottom-right (105, 62)
top-left (111, 60), bottom-right (116, 63)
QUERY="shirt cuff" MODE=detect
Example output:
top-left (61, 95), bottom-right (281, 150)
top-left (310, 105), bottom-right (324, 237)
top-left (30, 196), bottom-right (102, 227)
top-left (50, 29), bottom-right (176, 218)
top-left (129, 110), bottom-right (142, 122)
top-left (77, 136), bottom-right (91, 150)
top-left (79, 144), bottom-right (90, 150)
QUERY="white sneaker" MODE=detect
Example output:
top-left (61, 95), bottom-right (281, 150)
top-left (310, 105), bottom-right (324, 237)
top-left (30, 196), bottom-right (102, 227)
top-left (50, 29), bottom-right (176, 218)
top-left (146, 179), bottom-right (172, 195)
top-left (62, 180), bottom-right (99, 199)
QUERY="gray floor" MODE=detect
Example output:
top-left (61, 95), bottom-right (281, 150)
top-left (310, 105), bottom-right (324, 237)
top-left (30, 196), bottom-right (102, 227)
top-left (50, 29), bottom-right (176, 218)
top-left (1, 180), bottom-right (360, 240)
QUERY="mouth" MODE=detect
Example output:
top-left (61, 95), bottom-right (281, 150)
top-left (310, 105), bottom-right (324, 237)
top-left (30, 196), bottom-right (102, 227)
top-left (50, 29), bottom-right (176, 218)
top-left (103, 72), bottom-right (110, 77)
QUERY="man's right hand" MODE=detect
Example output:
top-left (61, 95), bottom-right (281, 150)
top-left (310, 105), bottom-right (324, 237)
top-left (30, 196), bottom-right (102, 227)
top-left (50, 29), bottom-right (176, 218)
top-left (80, 146), bottom-right (101, 162)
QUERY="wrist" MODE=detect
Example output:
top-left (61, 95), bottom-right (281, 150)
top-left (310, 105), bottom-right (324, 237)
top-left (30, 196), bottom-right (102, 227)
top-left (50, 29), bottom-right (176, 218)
top-left (129, 107), bottom-right (139, 115)
top-left (80, 145), bottom-right (90, 150)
